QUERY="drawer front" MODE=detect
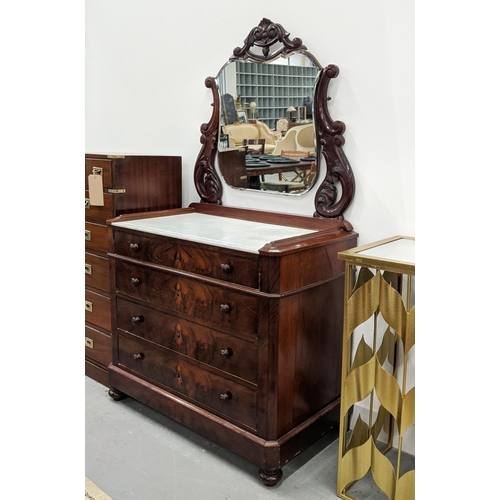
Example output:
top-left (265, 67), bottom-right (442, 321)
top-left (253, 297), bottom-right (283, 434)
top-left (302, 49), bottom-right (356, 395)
top-left (85, 325), bottom-right (111, 368)
top-left (85, 191), bottom-right (114, 220)
top-left (116, 297), bottom-right (258, 383)
top-left (114, 230), bottom-right (259, 289)
top-left (85, 158), bottom-right (112, 188)
top-left (85, 252), bottom-right (110, 293)
top-left (116, 332), bottom-right (257, 429)
top-left (115, 261), bottom-right (259, 335)
top-left (85, 289), bottom-right (111, 331)
top-left (85, 221), bottom-right (108, 253)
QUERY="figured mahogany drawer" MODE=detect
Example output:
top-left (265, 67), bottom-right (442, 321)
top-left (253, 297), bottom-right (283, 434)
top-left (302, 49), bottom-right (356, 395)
top-left (116, 297), bottom-right (258, 383)
top-left (113, 230), bottom-right (259, 289)
top-left (85, 158), bottom-right (112, 188)
top-left (85, 221), bottom-right (108, 253)
top-left (85, 190), bottom-right (114, 220)
top-left (116, 332), bottom-right (257, 429)
top-left (85, 289), bottom-right (111, 331)
top-left (85, 325), bottom-right (111, 368)
top-left (115, 260), bottom-right (259, 335)
top-left (85, 252), bottom-right (110, 293)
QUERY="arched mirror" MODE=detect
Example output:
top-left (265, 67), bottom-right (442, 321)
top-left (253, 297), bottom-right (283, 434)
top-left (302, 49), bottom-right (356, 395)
top-left (194, 18), bottom-right (355, 219)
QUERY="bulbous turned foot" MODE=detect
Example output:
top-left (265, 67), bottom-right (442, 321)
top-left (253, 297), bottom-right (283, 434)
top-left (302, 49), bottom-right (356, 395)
top-left (108, 387), bottom-right (126, 401)
top-left (258, 467), bottom-right (283, 487)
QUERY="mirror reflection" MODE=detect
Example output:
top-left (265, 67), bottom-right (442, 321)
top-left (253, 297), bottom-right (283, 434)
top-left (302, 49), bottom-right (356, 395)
top-left (216, 53), bottom-right (319, 195)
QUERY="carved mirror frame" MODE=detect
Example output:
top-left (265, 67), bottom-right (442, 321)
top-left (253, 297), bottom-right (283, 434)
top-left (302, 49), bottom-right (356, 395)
top-left (194, 18), bottom-right (355, 219)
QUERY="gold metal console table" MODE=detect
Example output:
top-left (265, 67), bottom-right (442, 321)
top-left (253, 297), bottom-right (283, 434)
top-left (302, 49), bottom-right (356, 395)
top-left (337, 236), bottom-right (415, 500)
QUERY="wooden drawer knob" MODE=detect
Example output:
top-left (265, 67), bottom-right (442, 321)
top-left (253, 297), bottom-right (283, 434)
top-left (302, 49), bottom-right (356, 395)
top-left (131, 277), bottom-right (141, 286)
top-left (131, 315), bottom-right (144, 323)
top-left (219, 263), bottom-right (233, 274)
top-left (220, 348), bottom-right (233, 358)
top-left (219, 391), bottom-right (232, 401)
top-left (133, 352), bottom-right (144, 361)
top-left (220, 303), bottom-right (231, 314)
top-left (129, 243), bottom-right (140, 251)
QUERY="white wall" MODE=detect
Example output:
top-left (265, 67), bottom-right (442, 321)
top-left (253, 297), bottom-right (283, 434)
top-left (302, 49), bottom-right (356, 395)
top-left (86, 0), bottom-right (415, 454)
top-left (86, 0), bottom-right (414, 245)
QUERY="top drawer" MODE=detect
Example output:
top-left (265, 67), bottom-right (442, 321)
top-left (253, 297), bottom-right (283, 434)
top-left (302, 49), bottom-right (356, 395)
top-left (113, 229), bottom-right (260, 289)
top-left (85, 158), bottom-right (112, 189)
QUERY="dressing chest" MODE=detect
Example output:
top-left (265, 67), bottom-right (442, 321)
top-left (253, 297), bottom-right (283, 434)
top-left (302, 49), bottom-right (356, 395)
top-left (85, 153), bottom-right (182, 385)
top-left (107, 203), bottom-right (357, 484)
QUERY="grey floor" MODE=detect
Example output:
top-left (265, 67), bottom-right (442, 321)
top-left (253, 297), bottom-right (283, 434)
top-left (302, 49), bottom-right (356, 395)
top-left (86, 376), bottom-right (414, 500)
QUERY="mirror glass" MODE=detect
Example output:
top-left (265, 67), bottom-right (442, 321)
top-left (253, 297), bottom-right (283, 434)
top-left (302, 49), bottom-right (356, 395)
top-left (216, 52), bottom-right (320, 195)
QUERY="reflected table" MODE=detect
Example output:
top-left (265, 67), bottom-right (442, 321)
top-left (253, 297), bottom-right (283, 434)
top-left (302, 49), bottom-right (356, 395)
top-left (218, 149), bottom-right (314, 191)
top-left (246, 160), bottom-right (312, 189)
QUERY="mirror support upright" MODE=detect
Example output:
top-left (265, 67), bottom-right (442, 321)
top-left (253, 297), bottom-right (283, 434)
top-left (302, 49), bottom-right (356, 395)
top-left (314, 65), bottom-right (355, 219)
top-left (194, 76), bottom-right (223, 205)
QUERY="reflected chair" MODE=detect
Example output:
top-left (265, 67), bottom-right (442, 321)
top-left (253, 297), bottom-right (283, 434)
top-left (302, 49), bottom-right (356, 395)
top-left (295, 124), bottom-right (315, 152)
top-left (272, 128), bottom-right (298, 156)
top-left (243, 139), bottom-right (267, 185)
top-left (276, 118), bottom-right (290, 136)
top-left (242, 138), bottom-right (265, 154)
top-left (261, 161), bottom-right (316, 193)
top-left (280, 150), bottom-right (310, 158)
top-left (279, 150), bottom-right (311, 182)
top-left (272, 123), bottom-right (315, 155)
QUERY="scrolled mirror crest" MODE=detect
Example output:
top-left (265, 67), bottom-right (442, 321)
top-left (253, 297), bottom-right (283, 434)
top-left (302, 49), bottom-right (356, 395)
top-left (232, 18), bottom-right (307, 61)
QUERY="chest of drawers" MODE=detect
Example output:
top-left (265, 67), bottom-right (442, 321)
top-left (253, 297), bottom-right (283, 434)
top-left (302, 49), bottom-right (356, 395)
top-left (107, 203), bottom-right (357, 485)
top-left (85, 154), bottom-right (182, 385)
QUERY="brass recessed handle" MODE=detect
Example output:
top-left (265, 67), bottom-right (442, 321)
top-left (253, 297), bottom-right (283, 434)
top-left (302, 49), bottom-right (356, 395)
top-left (85, 230), bottom-right (91, 241)
top-left (85, 263), bottom-right (92, 275)
top-left (85, 198), bottom-right (90, 209)
top-left (85, 301), bottom-right (93, 312)
top-left (92, 166), bottom-right (103, 176)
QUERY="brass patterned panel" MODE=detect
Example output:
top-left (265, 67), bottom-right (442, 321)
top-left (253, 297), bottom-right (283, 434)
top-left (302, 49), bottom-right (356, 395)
top-left (337, 257), bottom-right (415, 500)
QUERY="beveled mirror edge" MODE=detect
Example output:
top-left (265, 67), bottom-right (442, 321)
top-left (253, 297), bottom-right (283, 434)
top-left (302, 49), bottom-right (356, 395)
top-left (193, 18), bottom-right (355, 219)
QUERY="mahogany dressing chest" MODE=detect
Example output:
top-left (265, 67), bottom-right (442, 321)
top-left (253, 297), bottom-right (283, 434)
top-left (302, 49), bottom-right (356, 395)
top-left (106, 203), bottom-right (357, 484)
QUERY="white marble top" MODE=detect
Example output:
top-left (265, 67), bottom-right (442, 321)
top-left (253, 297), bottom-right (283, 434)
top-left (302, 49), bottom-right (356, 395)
top-left (112, 213), bottom-right (318, 254)
top-left (358, 238), bottom-right (415, 266)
